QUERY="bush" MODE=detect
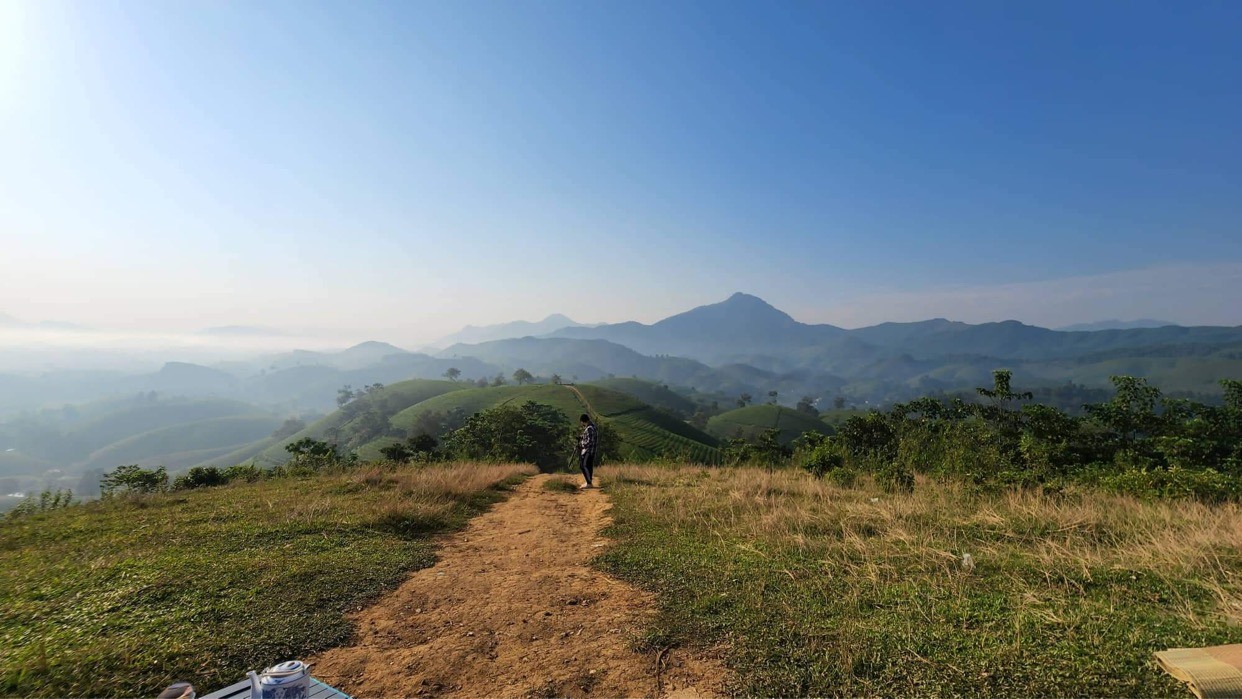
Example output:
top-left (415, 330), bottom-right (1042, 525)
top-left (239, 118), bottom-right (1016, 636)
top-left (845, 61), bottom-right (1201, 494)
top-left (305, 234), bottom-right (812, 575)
top-left (801, 440), bottom-right (844, 479)
top-left (222, 463), bottom-right (263, 483)
top-left (825, 466), bottom-right (859, 489)
top-left (173, 466), bottom-right (228, 490)
top-left (1098, 467), bottom-right (1242, 504)
top-left (101, 465), bottom-right (169, 496)
top-left (875, 461), bottom-right (915, 494)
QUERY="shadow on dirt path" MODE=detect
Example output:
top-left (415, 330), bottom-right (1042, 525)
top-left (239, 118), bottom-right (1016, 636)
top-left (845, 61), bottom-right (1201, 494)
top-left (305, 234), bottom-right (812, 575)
top-left (310, 474), bottom-right (727, 698)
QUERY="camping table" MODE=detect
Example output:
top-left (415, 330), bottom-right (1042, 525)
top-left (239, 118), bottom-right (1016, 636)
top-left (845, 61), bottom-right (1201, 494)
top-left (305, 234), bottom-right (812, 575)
top-left (200, 678), bottom-right (351, 699)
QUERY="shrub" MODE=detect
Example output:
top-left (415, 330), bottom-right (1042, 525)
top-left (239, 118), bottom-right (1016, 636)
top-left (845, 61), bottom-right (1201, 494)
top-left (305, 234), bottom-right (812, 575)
top-left (172, 466), bottom-right (228, 490)
top-left (1099, 467), bottom-right (1242, 504)
top-left (801, 440), bottom-right (844, 479)
top-left (875, 461), bottom-right (915, 494)
top-left (825, 465), bottom-right (860, 489)
top-left (222, 463), bottom-right (263, 483)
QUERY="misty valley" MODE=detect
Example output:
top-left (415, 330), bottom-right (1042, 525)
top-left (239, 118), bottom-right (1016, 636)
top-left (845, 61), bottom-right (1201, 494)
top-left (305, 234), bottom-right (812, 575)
top-left (3, 293), bottom-right (1240, 508)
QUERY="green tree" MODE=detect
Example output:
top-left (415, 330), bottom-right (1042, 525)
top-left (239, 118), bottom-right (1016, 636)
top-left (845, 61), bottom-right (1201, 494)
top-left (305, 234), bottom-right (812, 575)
top-left (833, 396), bottom-right (847, 410)
top-left (100, 465), bottom-right (168, 496)
top-left (444, 367), bottom-right (461, 382)
top-left (550, 373), bottom-right (563, 385)
top-left (444, 401), bottom-right (571, 472)
top-left (491, 374), bottom-right (508, 387)
top-left (796, 396), bottom-right (819, 415)
top-left (976, 370), bottom-right (1033, 418)
top-left (380, 442), bottom-right (414, 463)
top-left (1085, 375), bottom-right (1163, 445)
top-left (737, 393), bottom-right (753, 408)
top-left (336, 385), bottom-right (357, 409)
top-left (513, 368), bottom-right (534, 385)
top-left (768, 390), bottom-right (779, 405)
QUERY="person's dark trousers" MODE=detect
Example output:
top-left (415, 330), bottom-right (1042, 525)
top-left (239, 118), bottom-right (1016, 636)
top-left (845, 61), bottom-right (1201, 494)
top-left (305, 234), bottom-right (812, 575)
top-left (579, 452), bottom-right (595, 486)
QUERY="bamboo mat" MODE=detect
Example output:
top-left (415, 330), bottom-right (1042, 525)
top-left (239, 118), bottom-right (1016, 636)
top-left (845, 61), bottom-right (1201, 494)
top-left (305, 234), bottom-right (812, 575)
top-left (1157, 644), bottom-right (1242, 699)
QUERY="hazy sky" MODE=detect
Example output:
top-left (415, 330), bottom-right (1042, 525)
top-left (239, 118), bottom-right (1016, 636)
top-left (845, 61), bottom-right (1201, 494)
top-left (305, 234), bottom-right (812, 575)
top-left (2, 0), bottom-right (1240, 346)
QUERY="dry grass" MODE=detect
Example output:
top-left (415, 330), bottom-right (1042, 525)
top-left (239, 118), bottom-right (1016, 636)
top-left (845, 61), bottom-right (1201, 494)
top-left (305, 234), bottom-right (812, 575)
top-left (598, 464), bottom-right (1242, 696)
top-left (0, 461), bottom-right (534, 697)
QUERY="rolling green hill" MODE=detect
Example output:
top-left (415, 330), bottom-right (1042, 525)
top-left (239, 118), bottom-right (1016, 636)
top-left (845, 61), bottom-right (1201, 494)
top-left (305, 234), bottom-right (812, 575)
top-left (586, 378), bottom-right (699, 416)
top-left (61, 398), bottom-right (263, 461)
top-left (355, 383), bottom-right (721, 464)
top-left (706, 404), bottom-right (834, 445)
top-left (248, 379), bottom-right (471, 466)
top-left (81, 415), bottom-right (285, 472)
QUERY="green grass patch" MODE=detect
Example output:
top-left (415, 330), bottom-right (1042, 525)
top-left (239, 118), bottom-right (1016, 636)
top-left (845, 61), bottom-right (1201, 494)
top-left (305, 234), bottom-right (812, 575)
top-left (0, 462), bottom-right (533, 696)
top-left (706, 404), bottom-right (832, 445)
top-left (597, 465), bottom-right (1241, 697)
top-left (543, 477), bottom-right (582, 494)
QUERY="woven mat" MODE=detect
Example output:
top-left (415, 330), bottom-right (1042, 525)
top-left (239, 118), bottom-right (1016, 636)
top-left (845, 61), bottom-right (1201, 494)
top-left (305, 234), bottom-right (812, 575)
top-left (1157, 645), bottom-right (1242, 699)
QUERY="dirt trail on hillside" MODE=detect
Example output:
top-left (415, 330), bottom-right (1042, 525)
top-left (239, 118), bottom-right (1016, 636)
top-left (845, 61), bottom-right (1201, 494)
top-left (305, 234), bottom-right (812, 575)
top-left (310, 475), bottom-right (726, 698)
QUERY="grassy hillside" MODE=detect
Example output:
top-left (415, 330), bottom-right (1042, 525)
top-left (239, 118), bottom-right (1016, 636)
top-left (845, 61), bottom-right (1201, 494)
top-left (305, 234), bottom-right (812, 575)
top-left (377, 384), bottom-right (721, 463)
top-left (599, 465), bottom-right (1237, 696)
top-left (81, 415), bottom-right (285, 472)
top-left (0, 463), bottom-right (533, 696)
top-left (706, 404), bottom-right (833, 444)
top-left (586, 378), bottom-right (698, 416)
top-left (252, 379), bottom-right (470, 466)
top-left (59, 398), bottom-right (263, 463)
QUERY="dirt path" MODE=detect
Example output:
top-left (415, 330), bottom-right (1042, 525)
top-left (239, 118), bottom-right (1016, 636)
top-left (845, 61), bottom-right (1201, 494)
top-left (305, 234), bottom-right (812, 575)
top-left (310, 475), bottom-right (726, 698)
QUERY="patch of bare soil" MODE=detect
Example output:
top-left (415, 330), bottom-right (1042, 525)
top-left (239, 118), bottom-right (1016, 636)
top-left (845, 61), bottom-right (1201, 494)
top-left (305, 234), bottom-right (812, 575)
top-left (311, 475), bottom-right (727, 698)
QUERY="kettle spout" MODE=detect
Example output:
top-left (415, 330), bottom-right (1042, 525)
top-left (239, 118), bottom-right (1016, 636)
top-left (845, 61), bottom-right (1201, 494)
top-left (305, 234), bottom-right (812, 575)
top-left (247, 670), bottom-right (261, 699)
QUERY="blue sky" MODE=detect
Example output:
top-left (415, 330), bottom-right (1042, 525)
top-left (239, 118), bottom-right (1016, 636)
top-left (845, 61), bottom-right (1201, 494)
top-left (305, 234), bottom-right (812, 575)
top-left (1, 0), bottom-right (1240, 344)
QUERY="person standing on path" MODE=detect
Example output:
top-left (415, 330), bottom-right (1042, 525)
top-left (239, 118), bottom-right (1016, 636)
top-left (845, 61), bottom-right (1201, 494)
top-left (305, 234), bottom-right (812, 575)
top-left (578, 413), bottom-right (597, 489)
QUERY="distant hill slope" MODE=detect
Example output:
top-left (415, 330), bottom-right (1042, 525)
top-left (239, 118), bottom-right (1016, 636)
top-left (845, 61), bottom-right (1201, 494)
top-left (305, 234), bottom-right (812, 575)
top-left (247, 379), bottom-right (472, 467)
top-left (585, 378), bottom-right (699, 416)
top-left (80, 415), bottom-right (284, 472)
top-left (436, 336), bottom-right (846, 406)
top-left (549, 292), bottom-right (1242, 369)
top-left (706, 405), bottom-right (834, 445)
top-left (58, 398), bottom-right (263, 463)
top-left (432, 314), bottom-right (585, 347)
top-left (353, 383), bottom-right (720, 464)
top-left (554, 292), bottom-right (845, 361)
top-left (1057, 319), bottom-right (1179, 331)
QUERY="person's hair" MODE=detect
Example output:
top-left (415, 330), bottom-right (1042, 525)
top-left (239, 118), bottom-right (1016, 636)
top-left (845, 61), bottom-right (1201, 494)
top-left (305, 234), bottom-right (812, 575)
top-left (580, 413), bottom-right (591, 423)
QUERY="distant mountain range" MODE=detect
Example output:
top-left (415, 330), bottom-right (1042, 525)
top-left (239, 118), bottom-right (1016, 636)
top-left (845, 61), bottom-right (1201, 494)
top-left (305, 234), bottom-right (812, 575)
top-left (3, 294), bottom-right (1240, 486)
top-left (0, 312), bottom-right (91, 331)
top-left (430, 314), bottom-right (587, 348)
top-left (1057, 319), bottom-right (1180, 332)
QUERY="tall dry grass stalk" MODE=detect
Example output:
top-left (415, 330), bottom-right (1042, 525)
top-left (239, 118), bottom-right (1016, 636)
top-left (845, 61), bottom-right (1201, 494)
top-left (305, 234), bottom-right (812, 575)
top-left (351, 462), bottom-right (536, 531)
top-left (608, 463), bottom-right (1242, 625)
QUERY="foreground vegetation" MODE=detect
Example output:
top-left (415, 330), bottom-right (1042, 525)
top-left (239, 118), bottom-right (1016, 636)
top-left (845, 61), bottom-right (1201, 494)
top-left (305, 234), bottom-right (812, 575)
top-left (0, 462), bottom-right (533, 696)
top-left (598, 464), bottom-right (1242, 696)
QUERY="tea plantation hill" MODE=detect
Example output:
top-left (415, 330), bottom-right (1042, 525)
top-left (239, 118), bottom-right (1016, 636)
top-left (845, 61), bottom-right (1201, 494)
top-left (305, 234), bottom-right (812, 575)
top-left (706, 404), bottom-right (834, 445)
top-left (0, 396), bottom-right (280, 479)
top-left (79, 414), bottom-right (284, 472)
top-left (216, 379), bottom-right (472, 468)
top-left (227, 379), bottom-right (721, 467)
top-left (577, 377), bottom-right (698, 417)
top-left (376, 383), bottom-right (720, 463)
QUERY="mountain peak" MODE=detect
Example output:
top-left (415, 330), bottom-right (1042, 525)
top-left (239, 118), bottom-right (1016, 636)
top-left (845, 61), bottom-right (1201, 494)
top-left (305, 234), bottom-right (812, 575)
top-left (343, 341), bottom-right (408, 354)
top-left (722, 292), bottom-right (772, 306)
